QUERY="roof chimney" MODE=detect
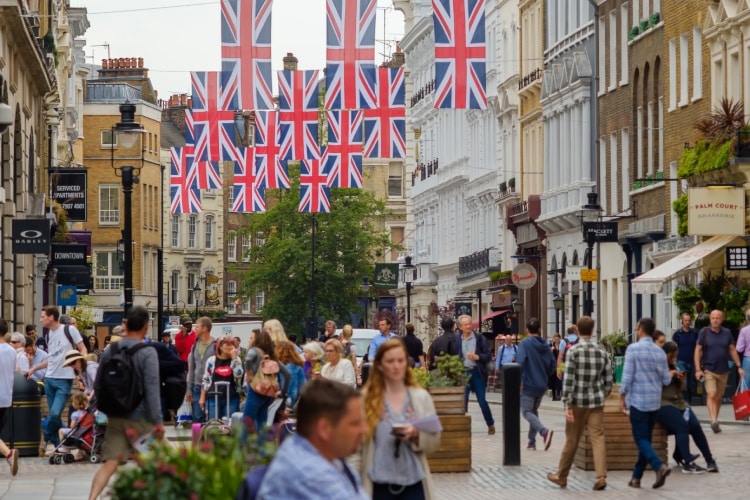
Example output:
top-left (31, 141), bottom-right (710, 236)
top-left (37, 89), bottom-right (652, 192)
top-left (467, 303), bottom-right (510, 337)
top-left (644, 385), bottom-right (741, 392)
top-left (283, 52), bottom-right (298, 71)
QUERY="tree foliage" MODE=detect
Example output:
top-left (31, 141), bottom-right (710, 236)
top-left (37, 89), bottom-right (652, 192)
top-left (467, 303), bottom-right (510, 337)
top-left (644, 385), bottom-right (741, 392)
top-left (235, 163), bottom-right (393, 335)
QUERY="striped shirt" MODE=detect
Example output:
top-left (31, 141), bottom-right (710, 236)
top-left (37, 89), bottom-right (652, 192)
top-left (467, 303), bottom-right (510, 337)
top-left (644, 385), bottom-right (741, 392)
top-left (562, 338), bottom-right (613, 409)
top-left (619, 337), bottom-right (671, 412)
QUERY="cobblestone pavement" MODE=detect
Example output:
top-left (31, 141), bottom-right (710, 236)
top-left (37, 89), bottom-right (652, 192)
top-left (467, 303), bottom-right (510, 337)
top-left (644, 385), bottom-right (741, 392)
top-left (0, 395), bottom-right (748, 499)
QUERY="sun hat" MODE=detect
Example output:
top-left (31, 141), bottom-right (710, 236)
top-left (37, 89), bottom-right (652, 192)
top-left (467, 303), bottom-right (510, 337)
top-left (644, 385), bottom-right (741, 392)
top-left (62, 349), bottom-right (86, 367)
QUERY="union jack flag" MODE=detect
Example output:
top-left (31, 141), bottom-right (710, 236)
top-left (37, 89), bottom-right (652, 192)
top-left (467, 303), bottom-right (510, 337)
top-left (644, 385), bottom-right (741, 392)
top-left (325, 110), bottom-right (363, 188)
top-left (170, 147), bottom-right (202, 214)
top-left (255, 110), bottom-right (290, 190)
top-left (191, 71), bottom-right (235, 163)
top-left (229, 146), bottom-right (266, 212)
top-left (299, 156), bottom-right (332, 213)
top-left (324, 0), bottom-right (377, 110)
top-left (190, 160), bottom-right (223, 190)
top-left (184, 109), bottom-right (196, 145)
top-left (364, 67), bottom-right (406, 158)
top-left (433, 0), bottom-right (487, 109)
top-left (221, 0), bottom-right (274, 110)
top-left (278, 70), bottom-right (321, 161)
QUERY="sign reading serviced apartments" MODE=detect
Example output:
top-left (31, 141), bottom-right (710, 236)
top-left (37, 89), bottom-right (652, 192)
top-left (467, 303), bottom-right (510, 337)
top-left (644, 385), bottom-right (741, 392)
top-left (688, 187), bottom-right (745, 236)
top-left (51, 168), bottom-right (87, 222)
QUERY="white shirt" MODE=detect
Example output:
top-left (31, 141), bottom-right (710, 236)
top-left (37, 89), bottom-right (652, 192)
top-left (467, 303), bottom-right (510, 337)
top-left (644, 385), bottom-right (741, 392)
top-left (0, 343), bottom-right (16, 408)
top-left (321, 358), bottom-right (357, 388)
top-left (17, 348), bottom-right (49, 382)
top-left (46, 324), bottom-right (83, 379)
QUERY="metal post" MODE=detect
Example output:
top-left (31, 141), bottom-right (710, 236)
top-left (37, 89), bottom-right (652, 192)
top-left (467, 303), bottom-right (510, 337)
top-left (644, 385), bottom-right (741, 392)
top-left (584, 236), bottom-right (594, 317)
top-left (157, 163), bottom-right (165, 337)
top-left (406, 281), bottom-right (412, 322)
top-left (502, 362), bottom-right (521, 465)
top-left (122, 166), bottom-right (134, 317)
top-left (477, 288), bottom-right (482, 332)
top-left (306, 214), bottom-right (317, 340)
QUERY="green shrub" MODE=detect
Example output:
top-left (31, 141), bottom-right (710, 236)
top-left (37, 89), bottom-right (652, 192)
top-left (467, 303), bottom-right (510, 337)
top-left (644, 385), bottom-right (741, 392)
top-left (672, 193), bottom-right (688, 237)
top-left (629, 26), bottom-right (640, 40)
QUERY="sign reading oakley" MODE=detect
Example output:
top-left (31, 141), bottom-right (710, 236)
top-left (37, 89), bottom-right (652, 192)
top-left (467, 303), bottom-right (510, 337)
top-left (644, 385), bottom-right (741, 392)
top-left (12, 219), bottom-right (51, 254)
top-left (688, 187), bottom-right (745, 236)
top-left (50, 168), bottom-right (87, 222)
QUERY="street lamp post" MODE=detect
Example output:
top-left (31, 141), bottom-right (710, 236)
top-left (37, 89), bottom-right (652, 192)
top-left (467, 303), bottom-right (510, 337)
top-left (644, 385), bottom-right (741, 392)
top-left (578, 191), bottom-right (603, 317)
top-left (360, 276), bottom-right (371, 328)
top-left (112, 103), bottom-right (145, 318)
top-left (552, 292), bottom-right (564, 335)
top-left (401, 256), bottom-right (416, 323)
top-left (193, 282), bottom-right (201, 318)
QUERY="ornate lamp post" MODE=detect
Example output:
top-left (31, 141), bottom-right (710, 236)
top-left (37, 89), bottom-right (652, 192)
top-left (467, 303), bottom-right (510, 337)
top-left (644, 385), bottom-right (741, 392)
top-left (193, 282), bottom-right (201, 318)
top-left (578, 191), bottom-right (603, 317)
top-left (401, 256), bottom-right (416, 322)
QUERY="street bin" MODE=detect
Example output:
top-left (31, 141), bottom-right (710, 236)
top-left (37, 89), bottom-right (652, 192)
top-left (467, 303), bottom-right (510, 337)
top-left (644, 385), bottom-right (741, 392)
top-left (0, 373), bottom-right (42, 457)
top-left (614, 356), bottom-right (624, 384)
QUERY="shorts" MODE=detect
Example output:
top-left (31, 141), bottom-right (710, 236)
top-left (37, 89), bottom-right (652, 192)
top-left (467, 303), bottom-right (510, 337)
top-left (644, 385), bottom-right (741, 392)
top-left (704, 370), bottom-right (729, 396)
top-left (101, 417), bottom-right (154, 462)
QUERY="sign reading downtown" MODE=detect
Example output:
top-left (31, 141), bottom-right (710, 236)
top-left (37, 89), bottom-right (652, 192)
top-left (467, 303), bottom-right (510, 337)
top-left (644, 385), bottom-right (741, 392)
top-left (51, 168), bottom-right (87, 222)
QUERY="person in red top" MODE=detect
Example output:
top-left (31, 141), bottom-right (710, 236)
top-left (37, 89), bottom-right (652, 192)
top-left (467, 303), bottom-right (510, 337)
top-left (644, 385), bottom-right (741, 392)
top-left (174, 318), bottom-right (196, 364)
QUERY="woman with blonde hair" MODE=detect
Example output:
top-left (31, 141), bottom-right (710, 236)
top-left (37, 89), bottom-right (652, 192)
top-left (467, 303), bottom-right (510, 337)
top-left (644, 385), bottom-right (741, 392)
top-left (340, 324), bottom-right (357, 365)
top-left (360, 339), bottom-right (441, 499)
top-left (263, 319), bottom-right (289, 344)
top-left (321, 339), bottom-right (356, 388)
top-left (301, 341), bottom-right (325, 379)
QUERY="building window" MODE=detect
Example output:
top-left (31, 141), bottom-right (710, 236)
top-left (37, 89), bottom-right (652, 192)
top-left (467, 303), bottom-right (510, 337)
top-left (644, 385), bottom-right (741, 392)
top-left (228, 184), bottom-right (235, 209)
top-left (94, 251), bottom-right (123, 290)
top-left (243, 296), bottom-right (251, 314)
top-left (692, 28), bottom-right (702, 100)
top-left (669, 38), bottom-right (677, 110)
top-left (170, 271), bottom-right (179, 305)
top-left (609, 10), bottom-right (617, 90)
top-left (227, 231), bottom-right (237, 262)
top-left (171, 215), bottom-right (180, 247)
top-left (242, 234), bottom-right (251, 262)
top-left (254, 232), bottom-right (265, 247)
top-left (598, 16), bottom-right (606, 94)
top-left (621, 128), bottom-right (630, 208)
top-left (255, 288), bottom-right (265, 312)
top-left (188, 215), bottom-right (198, 248)
top-left (610, 133), bottom-right (618, 213)
top-left (679, 34), bottom-right (689, 105)
top-left (205, 216), bottom-right (215, 250)
top-left (388, 162), bottom-right (403, 198)
top-left (188, 273), bottom-right (198, 305)
top-left (100, 130), bottom-right (116, 149)
top-left (621, 3), bottom-right (629, 84)
top-left (99, 184), bottom-right (120, 225)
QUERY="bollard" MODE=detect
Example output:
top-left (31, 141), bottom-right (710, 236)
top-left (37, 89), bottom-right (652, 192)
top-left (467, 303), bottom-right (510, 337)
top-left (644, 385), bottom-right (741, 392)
top-left (501, 363), bottom-right (521, 466)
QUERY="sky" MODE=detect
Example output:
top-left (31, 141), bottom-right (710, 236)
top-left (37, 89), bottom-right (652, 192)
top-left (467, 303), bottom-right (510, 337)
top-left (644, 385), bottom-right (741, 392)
top-left (76, 0), bottom-right (405, 99)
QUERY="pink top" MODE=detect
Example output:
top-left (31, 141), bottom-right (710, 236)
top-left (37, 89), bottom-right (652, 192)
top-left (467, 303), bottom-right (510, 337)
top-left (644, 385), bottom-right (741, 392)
top-left (737, 324), bottom-right (750, 356)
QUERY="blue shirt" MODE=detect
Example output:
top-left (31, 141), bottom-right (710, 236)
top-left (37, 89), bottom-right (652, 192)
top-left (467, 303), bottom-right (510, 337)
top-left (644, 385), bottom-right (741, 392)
top-left (368, 332), bottom-right (396, 360)
top-left (258, 434), bottom-right (368, 500)
top-left (495, 343), bottom-right (517, 370)
top-left (619, 337), bottom-right (671, 412)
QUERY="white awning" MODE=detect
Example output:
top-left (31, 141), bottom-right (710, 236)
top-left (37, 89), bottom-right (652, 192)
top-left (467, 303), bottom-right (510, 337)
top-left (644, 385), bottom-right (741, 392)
top-left (632, 235), bottom-right (737, 294)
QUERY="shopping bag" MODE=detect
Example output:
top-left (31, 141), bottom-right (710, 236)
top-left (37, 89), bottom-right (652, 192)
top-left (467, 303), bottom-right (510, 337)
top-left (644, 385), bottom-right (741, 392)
top-left (176, 398), bottom-right (193, 424)
top-left (732, 379), bottom-right (750, 421)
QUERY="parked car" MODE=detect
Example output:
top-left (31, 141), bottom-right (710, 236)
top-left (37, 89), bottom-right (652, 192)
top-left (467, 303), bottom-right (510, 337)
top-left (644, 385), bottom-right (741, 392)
top-left (335, 328), bottom-right (379, 368)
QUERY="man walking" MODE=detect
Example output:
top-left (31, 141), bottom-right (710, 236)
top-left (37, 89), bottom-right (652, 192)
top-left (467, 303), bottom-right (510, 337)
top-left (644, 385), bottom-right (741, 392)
top-left (557, 324), bottom-right (579, 379)
top-left (0, 329), bottom-right (18, 476)
top-left (452, 315), bottom-right (495, 434)
top-left (427, 317), bottom-right (456, 369)
top-left (516, 317), bottom-right (556, 450)
top-left (367, 317), bottom-right (396, 361)
top-left (28, 306), bottom-right (87, 448)
top-left (494, 334), bottom-right (517, 371)
top-left (673, 312), bottom-right (698, 402)
top-left (619, 317), bottom-right (673, 489)
top-left (694, 309), bottom-right (745, 433)
top-left (88, 306), bottom-right (163, 500)
top-left (174, 318), bottom-right (196, 364)
top-left (547, 316), bottom-right (612, 490)
top-left (186, 317), bottom-right (216, 423)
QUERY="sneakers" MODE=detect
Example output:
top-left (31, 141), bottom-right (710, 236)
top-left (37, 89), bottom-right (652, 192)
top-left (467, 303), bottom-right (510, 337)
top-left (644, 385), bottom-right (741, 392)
top-left (710, 421), bottom-right (722, 433)
top-left (546, 472), bottom-right (567, 488)
top-left (542, 429), bottom-right (554, 451)
top-left (487, 425), bottom-right (496, 435)
top-left (653, 464), bottom-right (671, 489)
top-left (681, 462), bottom-right (706, 474)
top-left (673, 451), bottom-right (700, 467)
top-left (706, 460), bottom-right (719, 473)
top-left (526, 444), bottom-right (536, 450)
top-left (6, 449), bottom-right (17, 476)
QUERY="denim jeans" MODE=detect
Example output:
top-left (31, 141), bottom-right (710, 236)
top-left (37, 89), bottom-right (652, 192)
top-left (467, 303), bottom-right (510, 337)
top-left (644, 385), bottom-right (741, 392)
top-left (464, 368), bottom-right (494, 427)
top-left (243, 389), bottom-right (273, 431)
top-left (521, 393), bottom-right (547, 446)
top-left (44, 378), bottom-right (73, 446)
top-left (191, 384), bottom-right (205, 423)
top-left (629, 406), bottom-right (663, 479)
top-left (656, 405), bottom-right (713, 463)
top-left (206, 396), bottom-right (240, 421)
top-left (742, 357), bottom-right (750, 392)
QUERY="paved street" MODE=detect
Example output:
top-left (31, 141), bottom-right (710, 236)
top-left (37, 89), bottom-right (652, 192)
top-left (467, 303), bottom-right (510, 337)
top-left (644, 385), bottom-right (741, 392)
top-left (0, 394), bottom-right (747, 499)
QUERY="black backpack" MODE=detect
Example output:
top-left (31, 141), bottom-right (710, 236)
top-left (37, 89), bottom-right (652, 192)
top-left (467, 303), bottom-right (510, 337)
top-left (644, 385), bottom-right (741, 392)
top-left (94, 343), bottom-right (152, 416)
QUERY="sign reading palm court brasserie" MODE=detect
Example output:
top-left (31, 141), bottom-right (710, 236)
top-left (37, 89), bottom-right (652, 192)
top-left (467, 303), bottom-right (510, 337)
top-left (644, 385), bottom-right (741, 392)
top-left (687, 187), bottom-right (745, 236)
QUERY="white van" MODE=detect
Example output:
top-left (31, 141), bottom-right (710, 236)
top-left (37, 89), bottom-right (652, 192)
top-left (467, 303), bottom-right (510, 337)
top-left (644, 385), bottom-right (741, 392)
top-left (335, 328), bottom-right (379, 367)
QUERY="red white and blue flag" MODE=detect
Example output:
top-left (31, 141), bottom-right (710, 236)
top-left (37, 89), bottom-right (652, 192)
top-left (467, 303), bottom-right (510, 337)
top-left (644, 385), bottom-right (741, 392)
top-left (191, 71), bottom-right (235, 165)
top-left (255, 110), bottom-right (290, 190)
top-left (229, 146), bottom-right (266, 212)
top-left (184, 109), bottom-right (196, 145)
top-left (299, 156), bottom-right (332, 213)
top-left (170, 147), bottom-right (202, 214)
top-left (433, 0), bottom-right (487, 109)
top-left (221, 0), bottom-right (274, 111)
top-left (364, 67), bottom-right (406, 158)
top-left (325, 110), bottom-right (363, 188)
top-left (325, 0), bottom-right (377, 110)
top-left (278, 70), bottom-right (321, 162)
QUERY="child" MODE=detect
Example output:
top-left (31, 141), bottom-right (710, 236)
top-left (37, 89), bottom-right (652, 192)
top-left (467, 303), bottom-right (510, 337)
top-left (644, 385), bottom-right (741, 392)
top-left (58, 392), bottom-right (88, 444)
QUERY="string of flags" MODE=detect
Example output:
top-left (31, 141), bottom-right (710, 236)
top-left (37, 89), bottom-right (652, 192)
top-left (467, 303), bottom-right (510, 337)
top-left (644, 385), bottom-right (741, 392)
top-left (170, 0), bottom-right (487, 215)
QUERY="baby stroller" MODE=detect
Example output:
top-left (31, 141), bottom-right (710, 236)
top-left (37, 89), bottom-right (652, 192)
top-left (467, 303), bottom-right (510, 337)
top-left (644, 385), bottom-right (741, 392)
top-left (48, 402), bottom-right (107, 465)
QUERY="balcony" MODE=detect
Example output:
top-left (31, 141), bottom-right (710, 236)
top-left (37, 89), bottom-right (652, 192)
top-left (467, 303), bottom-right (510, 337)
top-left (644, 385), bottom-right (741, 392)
top-left (458, 248), bottom-right (499, 280)
top-left (411, 158), bottom-right (439, 185)
top-left (410, 79), bottom-right (435, 107)
top-left (518, 68), bottom-right (543, 91)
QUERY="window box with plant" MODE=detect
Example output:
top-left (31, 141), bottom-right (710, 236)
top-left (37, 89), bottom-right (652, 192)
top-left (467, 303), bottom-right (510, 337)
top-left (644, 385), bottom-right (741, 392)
top-left (499, 181), bottom-right (507, 193)
top-left (629, 25), bottom-right (640, 40)
top-left (639, 19), bottom-right (649, 32)
top-left (649, 12), bottom-right (661, 27)
top-left (507, 177), bottom-right (516, 192)
top-left (489, 270), bottom-right (512, 287)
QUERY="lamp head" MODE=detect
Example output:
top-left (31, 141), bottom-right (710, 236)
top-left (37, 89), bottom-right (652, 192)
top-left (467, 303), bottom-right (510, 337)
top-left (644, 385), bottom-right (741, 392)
top-left (114, 102), bottom-right (144, 148)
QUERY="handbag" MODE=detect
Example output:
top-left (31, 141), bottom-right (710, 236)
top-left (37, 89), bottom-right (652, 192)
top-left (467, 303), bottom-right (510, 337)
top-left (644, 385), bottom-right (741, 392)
top-left (176, 397), bottom-right (193, 424)
top-left (732, 379), bottom-right (750, 421)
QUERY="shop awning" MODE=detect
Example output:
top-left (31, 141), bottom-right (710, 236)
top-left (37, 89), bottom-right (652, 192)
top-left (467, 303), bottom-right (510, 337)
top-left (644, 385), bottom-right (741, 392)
top-left (631, 235), bottom-right (736, 294)
top-left (471, 308), bottom-right (509, 329)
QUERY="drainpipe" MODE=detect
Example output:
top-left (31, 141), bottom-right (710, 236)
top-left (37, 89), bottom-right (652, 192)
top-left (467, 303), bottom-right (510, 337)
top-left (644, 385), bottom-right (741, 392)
top-left (588, 0), bottom-right (602, 335)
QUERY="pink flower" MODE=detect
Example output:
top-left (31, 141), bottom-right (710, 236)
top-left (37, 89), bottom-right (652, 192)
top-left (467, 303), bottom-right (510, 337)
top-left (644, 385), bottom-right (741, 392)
top-left (133, 480), bottom-right (146, 489)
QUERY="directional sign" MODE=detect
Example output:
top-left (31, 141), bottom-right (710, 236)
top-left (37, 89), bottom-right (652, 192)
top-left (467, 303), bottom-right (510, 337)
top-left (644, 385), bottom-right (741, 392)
top-left (580, 269), bottom-right (599, 282)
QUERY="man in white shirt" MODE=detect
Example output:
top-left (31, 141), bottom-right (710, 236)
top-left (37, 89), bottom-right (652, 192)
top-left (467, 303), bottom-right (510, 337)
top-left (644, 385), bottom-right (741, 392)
top-left (17, 335), bottom-right (48, 383)
top-left (27, 306), bottom-right (87, 447)
top-left (0, 327), bottom-right (19, 476)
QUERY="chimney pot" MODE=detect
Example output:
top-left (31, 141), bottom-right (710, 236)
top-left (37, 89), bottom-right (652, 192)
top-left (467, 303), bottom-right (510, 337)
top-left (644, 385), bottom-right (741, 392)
top-left (138, 57), bottom-right (144, 68)
top-left (101, 59), bottom-right (108, 69)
